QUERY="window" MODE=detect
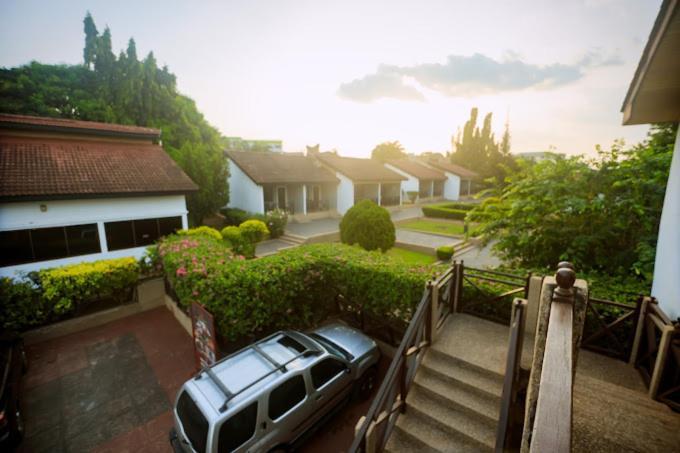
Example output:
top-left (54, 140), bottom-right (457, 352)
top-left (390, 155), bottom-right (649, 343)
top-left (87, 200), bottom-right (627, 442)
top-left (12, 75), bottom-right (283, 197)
top-left (177, 391), bottom-right (209, 453)
top-left (268, 375), bottom-right (306, 420)
top-left (105, 216), bottom-right (182, 251)
top-left (311, 358), bottom-right (346, 390)
top-left (218, 402), bottom-right (258, 453)
top-left (105, 221), bottom-right (135, 251)
top-left (0, 224), bottom-right (101, 267)
top-left (0, 230), bottom-right (32, 266)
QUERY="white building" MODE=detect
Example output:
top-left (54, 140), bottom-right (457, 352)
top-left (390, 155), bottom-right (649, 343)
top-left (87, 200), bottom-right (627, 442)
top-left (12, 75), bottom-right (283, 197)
top-left (0, 113), bottom-right (197, 278)
top-left (419, 159), bottom-right (479, 199)
top-left (384, 159), bottom-right (447, 203)
top-left (226, 150), bottom-right (339, 217)
top-left (314, 153), bottom-right (406, 214)
top-left (621, 0), bottom-right (680, 321)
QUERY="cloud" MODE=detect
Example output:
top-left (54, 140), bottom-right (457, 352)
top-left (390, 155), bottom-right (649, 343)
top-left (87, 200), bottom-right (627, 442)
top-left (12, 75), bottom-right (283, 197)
top-left (337, 65), bottom-right (425, 103)
top-left (338, 50), bottom-right (622, 102)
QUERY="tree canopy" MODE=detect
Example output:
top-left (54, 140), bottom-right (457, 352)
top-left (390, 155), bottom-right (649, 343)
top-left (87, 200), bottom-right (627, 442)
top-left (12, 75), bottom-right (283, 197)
top-left (0, 12), bottom-right (228, 224)
top-left (468, 123), bottom-right (677, 280)
top-left (371, 141), bottom-right (407, 162)
top-left (451, 108), bottom-right (516, 184)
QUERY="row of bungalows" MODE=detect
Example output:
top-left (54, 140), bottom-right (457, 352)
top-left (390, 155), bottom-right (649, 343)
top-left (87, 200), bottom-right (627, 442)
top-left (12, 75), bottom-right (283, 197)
top-left (0, 113), bottom-right (197, 279)
top-left (225, 149), bottom-right (477, 218)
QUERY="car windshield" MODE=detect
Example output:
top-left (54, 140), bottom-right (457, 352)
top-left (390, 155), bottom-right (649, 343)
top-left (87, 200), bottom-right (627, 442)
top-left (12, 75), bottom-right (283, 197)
top-left (309, 333), bottom-right (353, 361)
top-left (176, 391), bottom-right (208, 453)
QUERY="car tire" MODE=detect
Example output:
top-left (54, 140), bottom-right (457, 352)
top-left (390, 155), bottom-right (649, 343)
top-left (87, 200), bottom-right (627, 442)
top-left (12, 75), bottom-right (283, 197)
top-left (356, 366), bottom-right (378, 401)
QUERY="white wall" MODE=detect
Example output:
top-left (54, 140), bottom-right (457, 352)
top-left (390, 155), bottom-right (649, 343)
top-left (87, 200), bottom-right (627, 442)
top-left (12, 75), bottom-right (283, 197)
top-left (226, 158), bottom-right (265, 214)
top-left (0, 195), bottom-right (189, 279)
top-left (443, 171), bottom-right (461, 200)
top-left (336, 172), bottom-right (355, 214)
top-left (384, 164), bottom-right (418, 193)
top-left (652, 128), bottom-right (680, 321)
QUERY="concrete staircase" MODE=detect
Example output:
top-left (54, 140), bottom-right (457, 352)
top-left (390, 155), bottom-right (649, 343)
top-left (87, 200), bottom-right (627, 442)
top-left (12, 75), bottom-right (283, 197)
top-left (385, 338), bottom-right (504, 452)
top-left (279, 232), bottom-right (307, 245)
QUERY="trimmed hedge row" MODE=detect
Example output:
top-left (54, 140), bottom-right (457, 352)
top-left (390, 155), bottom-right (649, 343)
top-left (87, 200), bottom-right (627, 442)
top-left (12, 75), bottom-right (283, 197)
top-left (160, 234), bottom-right (439, 341)
top-left (1, 257), bottom-right (140, 331)
top-left (422, 206), bottom-right (469, 220)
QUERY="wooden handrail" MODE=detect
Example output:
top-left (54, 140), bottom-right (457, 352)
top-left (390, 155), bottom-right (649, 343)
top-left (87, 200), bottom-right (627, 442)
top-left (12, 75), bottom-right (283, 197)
top-left (530, 264), bottom-right (576, 453)
top-left (495, 298), bottom-right (527, 452)
top-left (349, 283), bottom-right (433, 453)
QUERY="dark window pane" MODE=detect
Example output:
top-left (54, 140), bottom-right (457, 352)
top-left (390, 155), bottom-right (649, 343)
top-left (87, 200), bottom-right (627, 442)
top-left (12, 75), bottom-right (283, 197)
top-left (65, 224), bottom-right (101, 256)
top-left (311, 358), bottom-right (345, 389)
top-left (105, 221), bottom-right (135, 251)
top-left (31, 227), bottom-right (68, 261)
top-left (158, 216), bottom-right (182, 237)
top-left (133, 218), bottom-right (159, 246)
top-left (268, 375), bottom-right (306, 420)
top-left (218, 402), bottom-right (257, 453)
top-left (0, 230), bottom-right (33, 266)
top-left (177, 391), bottom-right (208, 453)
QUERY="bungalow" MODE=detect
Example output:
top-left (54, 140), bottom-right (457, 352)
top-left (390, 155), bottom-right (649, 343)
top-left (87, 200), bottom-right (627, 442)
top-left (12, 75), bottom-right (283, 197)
top-left (314, 152), bottom-right (406, 214)
top-left (225, 150), bottom-right (339, 216)
top-left (0, 113), bottom-right (197, 278)
top-left (383, 159), bottom-right (447, 202)
top-left (621, 0), bottom-right (680, 321)
top-left (419, 159), bottom-right (479, 198)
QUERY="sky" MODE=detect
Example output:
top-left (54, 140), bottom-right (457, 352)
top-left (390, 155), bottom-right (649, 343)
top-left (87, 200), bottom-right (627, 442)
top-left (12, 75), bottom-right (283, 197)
top-left (0, 0), bottom-right (663, 158)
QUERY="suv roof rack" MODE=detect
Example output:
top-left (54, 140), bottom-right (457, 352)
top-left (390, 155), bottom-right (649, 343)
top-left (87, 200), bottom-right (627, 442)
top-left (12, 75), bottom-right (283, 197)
top-left (195, 332), bottom-right (321, 413)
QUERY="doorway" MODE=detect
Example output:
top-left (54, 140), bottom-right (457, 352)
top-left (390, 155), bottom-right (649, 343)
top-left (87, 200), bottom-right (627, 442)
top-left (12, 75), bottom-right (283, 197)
top-left (277, 186), bottom-right (287, 210)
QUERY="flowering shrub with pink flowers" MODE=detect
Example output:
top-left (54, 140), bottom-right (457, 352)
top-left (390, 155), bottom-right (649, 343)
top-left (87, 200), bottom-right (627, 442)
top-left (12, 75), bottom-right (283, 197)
top-left (158, 233), bottom-right (440, 341)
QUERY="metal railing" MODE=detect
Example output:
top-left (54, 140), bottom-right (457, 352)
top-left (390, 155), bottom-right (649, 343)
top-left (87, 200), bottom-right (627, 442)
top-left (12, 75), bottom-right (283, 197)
top-left (349, 264), bottom-right (456, 453)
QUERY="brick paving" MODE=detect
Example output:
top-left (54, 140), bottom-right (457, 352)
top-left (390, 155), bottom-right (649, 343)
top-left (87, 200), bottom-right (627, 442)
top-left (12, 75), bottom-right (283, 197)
top-left (20, 307), bottom-right (195, 453)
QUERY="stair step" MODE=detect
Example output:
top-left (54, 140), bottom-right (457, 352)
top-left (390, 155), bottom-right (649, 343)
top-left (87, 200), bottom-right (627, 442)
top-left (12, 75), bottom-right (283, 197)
top-left (407, 385), bottom-right (497, 450)
top-left (424, 348), bottom-right (504, 399)
top-left (392, 405), bottom-right (494, 453)
top-left (279, 233), bottom-right (306, 244)
top-left (414, 367), bottom-right (501, 422)
top-left (384, 423), bottom-right (439, 453)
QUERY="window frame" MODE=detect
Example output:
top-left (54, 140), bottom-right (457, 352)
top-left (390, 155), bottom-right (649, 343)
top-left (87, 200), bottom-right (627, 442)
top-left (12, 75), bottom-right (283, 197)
top-left (104, 216), bottom-right (183, 251)
top-left (310, 356), bottom-right (348, 391)
top-left (216, 400), bottom-right (258, 453)
top-left (267, 374), bottom-right (308, 421)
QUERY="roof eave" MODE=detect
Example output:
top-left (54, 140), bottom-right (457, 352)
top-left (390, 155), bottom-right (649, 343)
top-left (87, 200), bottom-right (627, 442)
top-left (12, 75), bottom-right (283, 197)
top-left (0, 121), bottom-right (161, 141)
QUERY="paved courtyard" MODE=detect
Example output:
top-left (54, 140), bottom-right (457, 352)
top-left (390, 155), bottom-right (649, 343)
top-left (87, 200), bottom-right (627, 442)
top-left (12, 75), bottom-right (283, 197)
top-left (395, 229), bottom-right (461, 249)
top-left (20, 307), bottom-right (195, 453)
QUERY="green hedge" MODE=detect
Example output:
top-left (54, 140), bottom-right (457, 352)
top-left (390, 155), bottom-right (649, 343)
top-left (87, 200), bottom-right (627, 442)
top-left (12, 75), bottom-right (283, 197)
top-left (160, 234), bottom-right (438, 341)
top-left (340, 200), bottom-right (395, 252)
top-left (422, 206), bottom-right (469, 220)
top-left (436, 245), bottom-right (455, 261)
top-left (1, 256), bottom-right (140, 331)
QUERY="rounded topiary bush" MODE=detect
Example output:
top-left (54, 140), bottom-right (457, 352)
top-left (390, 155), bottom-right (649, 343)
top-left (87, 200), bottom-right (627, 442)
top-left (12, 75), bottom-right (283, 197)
top-left (340, 200), bottom-right (395, 252)
top-left (221, 226), bottom-right (242, 245)
top-left (177, 226), bottom-right (222, 241)
top-left (436, 245), bottom-right (455, 261)
top-left (239, 219), bottom-right (269, 243)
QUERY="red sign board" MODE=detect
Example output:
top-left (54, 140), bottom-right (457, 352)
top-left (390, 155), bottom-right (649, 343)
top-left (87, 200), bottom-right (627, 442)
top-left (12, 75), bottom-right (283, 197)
top-left (190, 302), bottom-right (217, 370)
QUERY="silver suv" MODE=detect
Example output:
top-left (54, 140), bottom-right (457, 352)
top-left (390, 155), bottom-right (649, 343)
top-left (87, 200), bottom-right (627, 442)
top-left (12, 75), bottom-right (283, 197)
top-left (169, 324), bottom-right (380, 453)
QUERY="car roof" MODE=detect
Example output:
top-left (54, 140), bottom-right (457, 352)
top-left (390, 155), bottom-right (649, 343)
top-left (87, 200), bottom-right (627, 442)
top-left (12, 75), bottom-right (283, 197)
top-left (189, 331), bottom-right (325, 416)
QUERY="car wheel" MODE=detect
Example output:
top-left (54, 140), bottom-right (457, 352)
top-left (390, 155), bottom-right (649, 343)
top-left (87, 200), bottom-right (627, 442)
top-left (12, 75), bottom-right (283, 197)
top-left (356, 366), bottom-right (378, 401)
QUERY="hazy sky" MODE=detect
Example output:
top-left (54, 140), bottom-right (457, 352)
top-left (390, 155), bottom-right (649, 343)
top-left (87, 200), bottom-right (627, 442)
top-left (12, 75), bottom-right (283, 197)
top-left (0, 0), bottom-right (662, 157)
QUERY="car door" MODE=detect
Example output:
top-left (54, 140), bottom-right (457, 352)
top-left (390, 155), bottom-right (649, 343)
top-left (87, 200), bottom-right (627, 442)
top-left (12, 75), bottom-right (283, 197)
top-left (308, 357), bottom-right (353, 424)
top-left (255, 373), bottom-right (314, 450)
top-left (214, 401), bottom-right (259, 453)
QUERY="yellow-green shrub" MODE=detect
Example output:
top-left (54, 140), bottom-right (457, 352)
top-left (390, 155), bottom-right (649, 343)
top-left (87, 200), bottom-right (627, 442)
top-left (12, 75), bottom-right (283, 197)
top-left (40, 257), bottom-right (140, 314)
top-left (239, 219), bottom-right (269, 243)
top-left (177, 226), bottom-right (222, 241)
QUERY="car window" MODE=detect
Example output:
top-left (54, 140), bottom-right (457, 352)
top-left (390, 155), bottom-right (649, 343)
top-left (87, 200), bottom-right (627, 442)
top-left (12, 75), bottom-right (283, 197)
top-left (268, 375), bottom-right (306, 420)
top-left (311, 357), bottom-right (346, 389)
top-left (177, 391), bottom-right (208, 453)
top-left (218, 401), bottom-right (258, 453)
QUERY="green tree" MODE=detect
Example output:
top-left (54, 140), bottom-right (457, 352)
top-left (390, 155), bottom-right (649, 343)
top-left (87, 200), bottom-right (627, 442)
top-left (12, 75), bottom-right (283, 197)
top-left (371, 141), bottom-right (407, 162)
top-left (0, 14), bottom-right (229, 224)
top-left (468, 123), bottom-right (676, 279)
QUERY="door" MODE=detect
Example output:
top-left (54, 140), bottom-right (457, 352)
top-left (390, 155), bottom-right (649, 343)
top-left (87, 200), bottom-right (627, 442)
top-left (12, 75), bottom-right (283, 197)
top-left (308, 357), bottom-right (352, 426)
top-left (277, 187), bottom-right (287, 210)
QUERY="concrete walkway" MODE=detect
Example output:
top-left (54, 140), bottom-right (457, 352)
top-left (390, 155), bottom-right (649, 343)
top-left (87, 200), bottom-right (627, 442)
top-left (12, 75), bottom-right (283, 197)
top-left (454, 241), bottom-right (503, 268)
top-left (255, 238), bottom-right (297, 257)
top-left (395, 229), bottom-right (460, 250)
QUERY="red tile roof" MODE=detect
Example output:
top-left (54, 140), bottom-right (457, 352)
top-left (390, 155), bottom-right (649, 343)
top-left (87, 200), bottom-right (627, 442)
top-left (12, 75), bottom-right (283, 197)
top-left (422, 159), bottom-right (479, 180)
top-left (316, 153), bottom-right (407, 183)
top-left (0, 136), bottom-right (198, 200)
top-left (0, 113), bottom-right (160, 139)
top-left (226, 150), bottom-right (338, 184)
top-left (386, 159), bottom-right (447, 181)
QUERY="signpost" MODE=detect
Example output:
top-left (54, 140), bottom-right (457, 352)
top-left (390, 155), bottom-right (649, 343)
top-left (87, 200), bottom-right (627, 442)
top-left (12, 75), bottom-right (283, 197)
top-left (190, 302), bottom-right (217, 370)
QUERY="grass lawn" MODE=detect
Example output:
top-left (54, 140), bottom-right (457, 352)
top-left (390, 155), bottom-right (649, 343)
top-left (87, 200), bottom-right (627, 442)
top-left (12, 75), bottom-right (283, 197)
top-left (400, 219), bottom-right (465, 236)
top-left (385, 247), bottom-right (438, 265)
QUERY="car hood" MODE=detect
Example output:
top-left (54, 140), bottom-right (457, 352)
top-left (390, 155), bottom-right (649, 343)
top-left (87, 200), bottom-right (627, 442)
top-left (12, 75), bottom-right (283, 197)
top-left (312, 324), bottom-right (376, 360)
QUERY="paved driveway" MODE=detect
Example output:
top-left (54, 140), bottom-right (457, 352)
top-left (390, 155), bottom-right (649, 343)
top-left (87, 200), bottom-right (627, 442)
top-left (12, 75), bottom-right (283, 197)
top-left (20, 307), bottom-right (194, 453)
top-left (395, 229), bottom-right (461, 249)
